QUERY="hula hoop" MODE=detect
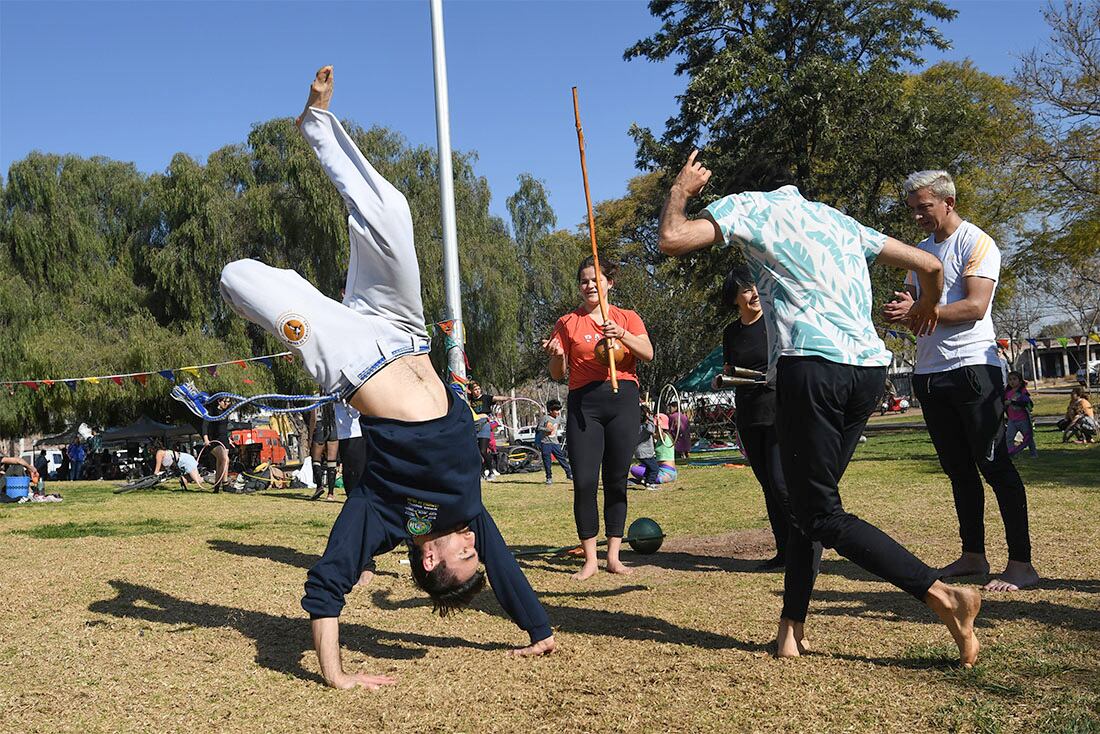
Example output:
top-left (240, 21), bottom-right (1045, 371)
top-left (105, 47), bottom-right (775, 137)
top-left (493, 396), bottom-right (546, 434)
top-left (656, 384), bottom-right (683, 445)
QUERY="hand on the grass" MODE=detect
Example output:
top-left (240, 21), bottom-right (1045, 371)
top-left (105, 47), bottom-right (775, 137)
top-left (330, 671), bottom-right (397, 690)
top-left (882, 290), bottom-right (914, 324)
top-left (508, 635), bottom-right (557, 657)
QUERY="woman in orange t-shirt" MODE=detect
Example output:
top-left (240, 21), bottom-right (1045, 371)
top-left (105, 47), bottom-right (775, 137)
top-left (543, 256), bottom-right (653, 580)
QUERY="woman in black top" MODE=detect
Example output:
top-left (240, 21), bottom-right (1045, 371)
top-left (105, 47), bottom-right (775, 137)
top-left (720, 267), bottom-right (819, 574)
top-left (202, 396), bottom-right (233, 493)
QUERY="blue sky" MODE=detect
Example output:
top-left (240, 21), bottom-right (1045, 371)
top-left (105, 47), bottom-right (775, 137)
top-left (1, 1), bottom-right (1052, 228)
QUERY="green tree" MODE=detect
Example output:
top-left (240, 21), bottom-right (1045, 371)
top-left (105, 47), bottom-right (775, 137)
top-left (1015, 1), bottom-right (1099, 268)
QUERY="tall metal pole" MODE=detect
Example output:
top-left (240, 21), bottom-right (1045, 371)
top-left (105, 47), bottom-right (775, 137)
top-left (430, 0), bottom-right (465, 386)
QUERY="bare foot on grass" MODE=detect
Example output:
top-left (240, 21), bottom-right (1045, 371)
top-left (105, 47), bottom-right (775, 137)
top-left (925, 581), bottom-right (981, 668)
top-left (983, 560), bottom-right (1039, 592)
top-left (776, 619), bottom-right (809, 658)
top-left (938, 552), bottom-right (990, 579)
top-left (571, 561), bottom-right (599, 581)
top-left (297, 65), bottom-right (334, 127)
top-left (606, 561), bottom-right (634, 575)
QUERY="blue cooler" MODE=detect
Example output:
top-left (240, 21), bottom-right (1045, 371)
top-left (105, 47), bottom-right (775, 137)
top-left (5, 476), bottom-right (31, 499)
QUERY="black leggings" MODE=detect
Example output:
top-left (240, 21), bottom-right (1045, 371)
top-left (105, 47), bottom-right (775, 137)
top-left (566, 380), bottom-right (640, 540)
top-left (338, 436), bottom-right (367, 494)
top-left (477, 437), bottom-right (494, 474)
top-left (737, 420), bottom-right (792, 557)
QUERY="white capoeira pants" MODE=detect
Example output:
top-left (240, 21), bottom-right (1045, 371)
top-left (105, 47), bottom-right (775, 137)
top-left (220, 107), bottom-right (431, 398)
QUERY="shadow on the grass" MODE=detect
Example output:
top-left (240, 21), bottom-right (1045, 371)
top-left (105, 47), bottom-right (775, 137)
top-left (206, 540), bottom-right (399, 577)
top-left (365, 587), bottom-right (769, 654)
top-left (88, 580), bottom-right (503, 684)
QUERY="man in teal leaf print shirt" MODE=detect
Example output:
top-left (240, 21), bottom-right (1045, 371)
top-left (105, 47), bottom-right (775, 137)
top-left (658, 151), bottom-right (982, 668)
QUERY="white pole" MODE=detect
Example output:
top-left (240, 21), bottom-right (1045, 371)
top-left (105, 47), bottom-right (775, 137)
top-left (429, 0), bottom-right (465, 386)
top-left (510, 387), bottom-right (518, 441)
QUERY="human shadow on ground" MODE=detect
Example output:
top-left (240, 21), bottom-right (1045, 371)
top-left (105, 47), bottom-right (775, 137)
top-left (364, 586), bottom-right (769, 654)
top-left (257, 491), bottom-right (334, 502)
top-left (206, 539), bottom-right (399, 578)
top-left (88, 580), bottom-right (503, 684)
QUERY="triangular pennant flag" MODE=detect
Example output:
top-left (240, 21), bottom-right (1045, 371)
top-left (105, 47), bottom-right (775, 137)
top-left (87, 377), bottom-right (101, 385)
top-left (996, 338), bottom-right (1009, 349)
top-left (158, 370), bottom-right (176, 382)
top-left (233, 360), bottom-right (247, 369)
top-left (1091, 334), bottom-right (1100, 344)
top-left (1057, 337), bottom-right (1069, 347)
top-left (1027, 338), bottom-right (1037, 347)
top-left (41, 379), bottom-right (54, 387)
top-left (259, 357), bottom-right (273, 369)
top-left (1073, 336), bottom-right (1083, 346)
top-left (206, 365), bottom-right (218, 376)
top-left (182, 367), bottom-right (200, 378)
top-left (436, 320), bottom-right (455, 336)
top-left (283, 354), bottom-right (294, 363)
top-left (242, 378), bottom-right (254, 385)
top-left (111, 376), bottom-right (124, 386)
top-left (65, 380), bottom-right (78, 393)
top-left (134, 374), bottom-right (148, 387)
top-left (22, 381), bottom-right (39, 391)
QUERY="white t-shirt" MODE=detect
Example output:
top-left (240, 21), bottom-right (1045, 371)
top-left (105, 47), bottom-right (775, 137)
top-left (334, 402), bottom-right (362, 440)
top-left (905, 220), bottom-right (1001, 374)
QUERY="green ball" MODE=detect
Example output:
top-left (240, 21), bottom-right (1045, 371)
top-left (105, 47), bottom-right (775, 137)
top-left (626, 517), bottom-right (664, 555)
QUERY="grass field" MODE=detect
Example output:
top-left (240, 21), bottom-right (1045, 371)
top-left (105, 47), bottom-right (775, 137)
top-left (2, 419), bottom-right (1097, 732)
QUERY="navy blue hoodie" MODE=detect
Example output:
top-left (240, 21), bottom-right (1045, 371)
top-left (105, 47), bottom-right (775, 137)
top-left (302, 391), bottom-right (552, 643)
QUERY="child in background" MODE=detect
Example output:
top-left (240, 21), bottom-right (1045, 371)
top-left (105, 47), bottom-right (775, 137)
top-left (630, 406), bottom-right (661, 489)
top-left (1004, 371), bottom-right (1037, 458)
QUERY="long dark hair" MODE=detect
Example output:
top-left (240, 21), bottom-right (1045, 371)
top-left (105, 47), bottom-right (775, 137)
top-left (407, 542), bottom-right (487, 617)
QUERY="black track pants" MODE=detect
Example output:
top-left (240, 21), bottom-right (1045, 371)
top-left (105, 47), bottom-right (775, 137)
top-left (566, 380), bottom-right (640, 540)
top-left (777, 357), bottom-right (938, 622)
top-left (914, 364), bottom-right (1032, 563)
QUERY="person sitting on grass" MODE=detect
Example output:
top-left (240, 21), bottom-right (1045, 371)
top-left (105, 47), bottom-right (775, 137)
top-left (212, 66), bottom-right (553, 690)
top-left (1063, 387), bottom-right (1097, 444)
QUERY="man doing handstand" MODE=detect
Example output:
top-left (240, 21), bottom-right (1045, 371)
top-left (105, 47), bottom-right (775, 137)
top-left (216, 66), bottom-right (554, 689)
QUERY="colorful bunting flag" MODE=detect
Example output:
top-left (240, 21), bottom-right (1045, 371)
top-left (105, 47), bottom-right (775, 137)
top-left (111, 376), bottom-right (124, 386)
top-left (1057, 337), bottom-right (1070, 348)
top-left (233, 360), bottom-right (247, 369)
top-left (259, 357), bottom-right (273, 369)
top-left (242, 378), bottom-right (254, 385)
top-left (158, 370), bottom-right (175, 382)
top-left (22, 381), bottom-right (39, 391)
top-left (87, 377), bottom-right (101, 385)
top-left (1073, 336), bottom-right (1083, 346)
top-left (206, 365), bottom-right (218, 376)
top-left (1027, 338), bottom-right (1037, 347)
top-left (65, 381), bottom-right (77, 393)
top-left (134, 374), bottom-right (147, 387)
top-left (182, 367), bottom-right (200, 378)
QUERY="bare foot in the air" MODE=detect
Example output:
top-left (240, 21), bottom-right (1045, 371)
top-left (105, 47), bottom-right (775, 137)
top-left (938, 552), bottom-right (990, 579)
top-left (571, 561), bottom-right (599, 581)
top-left (984, 560), bottom-right (1039, 592)
top-left (297, 65), bottom-right (334, 127)
top-left (606, 560), bottom-right (634, 576)
top-left (353, 569), bottom-right (374, 590)
top-left (925, 581), bottom-right (981, 668)
top-left (775, 618), bottom-right (810, 658)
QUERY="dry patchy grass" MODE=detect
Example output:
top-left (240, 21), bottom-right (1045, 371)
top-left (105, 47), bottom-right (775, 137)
top-left (1, 429), bottom-right (1097, 733)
